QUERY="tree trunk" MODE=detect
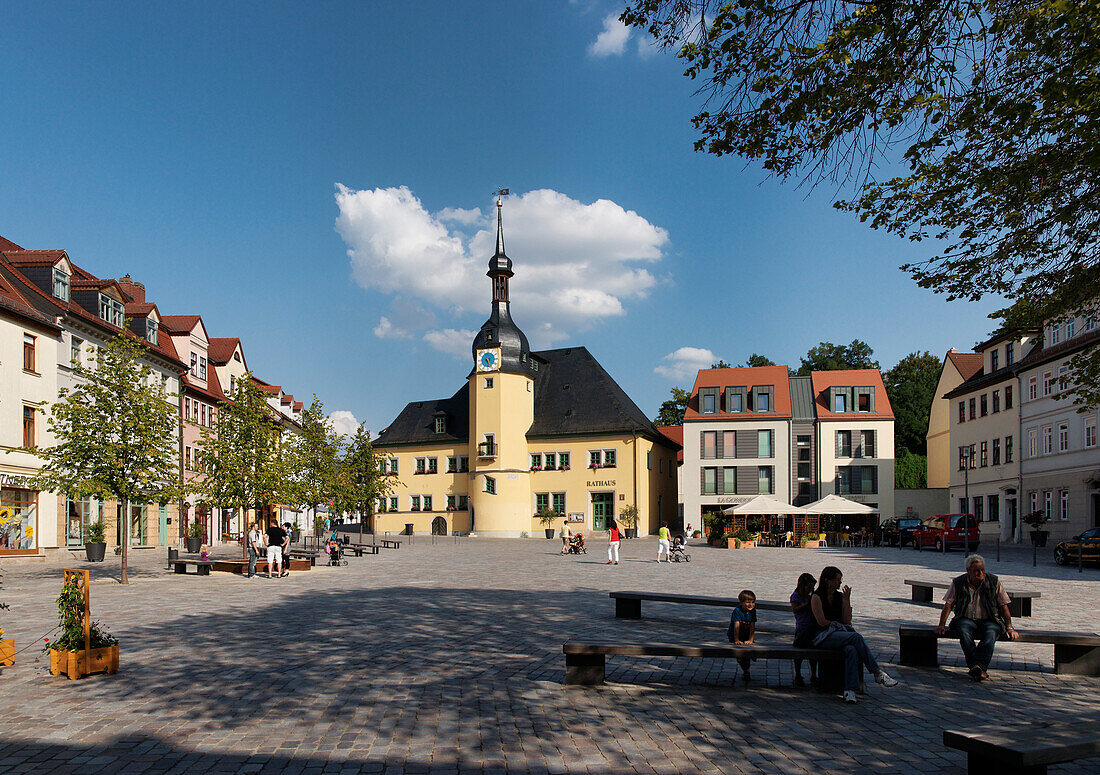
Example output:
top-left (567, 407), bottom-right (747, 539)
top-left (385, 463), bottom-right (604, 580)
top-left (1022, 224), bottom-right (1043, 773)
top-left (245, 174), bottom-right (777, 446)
top-left (120, 497), bottom-right (130, 585)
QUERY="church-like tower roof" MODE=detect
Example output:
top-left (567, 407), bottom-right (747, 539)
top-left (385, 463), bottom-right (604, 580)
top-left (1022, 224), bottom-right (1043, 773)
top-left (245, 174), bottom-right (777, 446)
top-left (471, 199), bottom-right (531, 374)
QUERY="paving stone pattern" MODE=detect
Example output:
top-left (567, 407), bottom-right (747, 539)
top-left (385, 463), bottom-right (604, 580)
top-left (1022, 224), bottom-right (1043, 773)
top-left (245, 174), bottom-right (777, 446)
top-left (0, 537), bottom-right (1097, 774)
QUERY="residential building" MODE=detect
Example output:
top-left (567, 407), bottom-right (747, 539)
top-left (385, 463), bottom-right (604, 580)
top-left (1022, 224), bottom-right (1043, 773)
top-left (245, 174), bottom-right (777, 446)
top-left (373, 201), bottom-right (679, 536)
top-left (926, 349), bottom-right (982, 489)
top-left (943, 330), bottom-right (1039, 541)
top-left (656, 425), bottom-right (684, 529)
top-left (1018, 312), bottom-right (1100, 542)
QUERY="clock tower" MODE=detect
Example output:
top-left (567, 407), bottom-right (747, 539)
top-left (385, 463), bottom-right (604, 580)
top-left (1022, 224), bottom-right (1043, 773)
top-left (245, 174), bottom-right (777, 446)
top-left (469, 198), bottom-right (535, 534)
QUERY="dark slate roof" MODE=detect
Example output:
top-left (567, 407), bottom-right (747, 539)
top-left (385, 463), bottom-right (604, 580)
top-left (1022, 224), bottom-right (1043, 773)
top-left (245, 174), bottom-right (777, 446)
top-left (375, 346), bottom-right (679, 450)
top-left (374, 384), bottom-right (470, 447)
top-left (1015, 326), bottom-right (1100, 371)
top-left (788, 376), bottom-right (816, 422)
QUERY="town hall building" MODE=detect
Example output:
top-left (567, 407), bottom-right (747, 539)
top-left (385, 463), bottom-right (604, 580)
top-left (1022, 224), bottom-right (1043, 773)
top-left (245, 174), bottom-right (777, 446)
top-left (373, 201), bottom-right (680, 537)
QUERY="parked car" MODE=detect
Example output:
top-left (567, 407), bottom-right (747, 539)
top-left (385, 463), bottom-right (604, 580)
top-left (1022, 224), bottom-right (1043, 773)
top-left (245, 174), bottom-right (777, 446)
top-left (1053, 527), bottom-right (1100, 566)
top-left (912, 514), bottom-right (980, 552)
top-left (880, 517), bottom-right (924, 547)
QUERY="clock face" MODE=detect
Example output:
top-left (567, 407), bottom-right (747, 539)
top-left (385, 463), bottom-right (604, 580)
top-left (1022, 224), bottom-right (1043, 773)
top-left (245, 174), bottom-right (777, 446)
top-left (478, 349), bottom-right (499, 371)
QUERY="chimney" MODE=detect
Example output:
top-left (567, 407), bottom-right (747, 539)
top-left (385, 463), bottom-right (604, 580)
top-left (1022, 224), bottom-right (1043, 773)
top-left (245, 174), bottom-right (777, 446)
top-left (117, 274), bottom-right (145, 303)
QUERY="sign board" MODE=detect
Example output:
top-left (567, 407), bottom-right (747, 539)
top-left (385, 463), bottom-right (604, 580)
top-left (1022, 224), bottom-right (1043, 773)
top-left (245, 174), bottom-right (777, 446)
top-left (566, 512), bottom-right (585, 523)
top-left (586, 480), bottom-right (616, 487)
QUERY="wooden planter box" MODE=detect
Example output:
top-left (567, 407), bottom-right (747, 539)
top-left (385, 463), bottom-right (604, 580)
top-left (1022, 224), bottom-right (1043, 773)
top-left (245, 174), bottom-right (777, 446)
top-left (0, 639), bottom-right (13, 666)
top-left (802, 540), bottom-right (821, 548)
top-left (49, 645), bottom-right (119, 680)
top-left (727, 538), bottom-right (756, 549)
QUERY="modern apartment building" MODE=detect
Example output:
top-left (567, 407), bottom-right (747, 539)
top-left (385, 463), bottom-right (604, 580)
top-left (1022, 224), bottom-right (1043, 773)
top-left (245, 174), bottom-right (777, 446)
top-left (943, 330), bottom-right (1039, 541)
top-left (1018, 312), bottom-right (1100, 542)
top-left (680, 366), bottom-right (894, 525)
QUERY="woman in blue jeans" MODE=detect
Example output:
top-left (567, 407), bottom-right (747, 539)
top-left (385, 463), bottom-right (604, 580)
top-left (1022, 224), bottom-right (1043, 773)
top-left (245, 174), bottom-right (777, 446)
top-left (810, 566), bottom-right (899, 703)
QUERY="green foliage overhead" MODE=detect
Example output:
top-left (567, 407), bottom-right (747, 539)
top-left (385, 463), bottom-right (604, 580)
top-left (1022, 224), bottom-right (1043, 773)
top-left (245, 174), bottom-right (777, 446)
top-left (710, 359), bottom-right (732, 368)
top-left (24, 329), bottom-right (181, 584)
top-left (796, 340), bottom-right (879, 375)
top-left (743, 353), bottom-right (776, 367)
top-left (623, 0), bottom-right (1100, 406)
top-left (653, 386), bottom-right (690, 426)
top-left (884, 351), bottom-right (943, 456)
top-left (287, 396), bottom-right (342, 515)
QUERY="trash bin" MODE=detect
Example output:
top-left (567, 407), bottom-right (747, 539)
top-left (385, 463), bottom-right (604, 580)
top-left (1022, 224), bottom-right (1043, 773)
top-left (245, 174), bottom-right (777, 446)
top-left (404, 523), bottom-right (414, 536)
top-left (168, 547), bottom-right (179, 561)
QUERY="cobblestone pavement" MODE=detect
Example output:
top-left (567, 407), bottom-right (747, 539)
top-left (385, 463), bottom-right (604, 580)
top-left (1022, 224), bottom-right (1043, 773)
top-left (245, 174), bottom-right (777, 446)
top-left (1, 537), bottom-right (1097, 774)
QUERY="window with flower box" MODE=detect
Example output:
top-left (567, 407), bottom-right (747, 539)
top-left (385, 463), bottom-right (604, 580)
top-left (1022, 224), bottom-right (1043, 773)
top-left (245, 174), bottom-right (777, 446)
top-left (410, 496), bottom-right (420, 511)
top-left (423, 495), bottom-right (432, 512)
top-left (388, 496), bottom-right (398, 512)
top-left (530, 453), bottom-right (542, 470)
top-left (559, 452), bottom-right (570, 469)
top-left (545, 452), bottom-right (556, 469)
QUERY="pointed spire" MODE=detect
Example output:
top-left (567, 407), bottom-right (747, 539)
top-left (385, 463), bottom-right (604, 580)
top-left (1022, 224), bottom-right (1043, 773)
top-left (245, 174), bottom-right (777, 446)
top-left (495, 198), bottom-right (506, 258)
top-left (487, 197), bottom-right (513, 277)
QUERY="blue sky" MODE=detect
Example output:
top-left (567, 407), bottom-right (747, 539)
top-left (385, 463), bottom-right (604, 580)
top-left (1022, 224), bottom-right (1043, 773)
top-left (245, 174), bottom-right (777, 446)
top-left (2, 2), bottom-right (999, 436)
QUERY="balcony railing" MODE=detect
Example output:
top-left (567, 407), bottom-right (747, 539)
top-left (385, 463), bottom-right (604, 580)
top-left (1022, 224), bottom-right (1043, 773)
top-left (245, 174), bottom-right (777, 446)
top-left (477, 440), bottom-right (497, 458)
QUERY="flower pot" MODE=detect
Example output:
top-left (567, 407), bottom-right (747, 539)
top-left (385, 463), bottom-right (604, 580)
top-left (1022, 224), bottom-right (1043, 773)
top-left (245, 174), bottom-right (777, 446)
top-left (84, 542), bottom-right (107, 562)
top-left (802, 540), bottom-right (821, 549)
top-left (727, 538), bottom-right (755, 549)
top-left (545, 528), bottom-right (555, 539)
top-left (185, 537), bottom-right (202, 553)
top-left (1029, 530), bottom-right (1049, 547)
top-left (49, 645), bottom-right (119, 680)
top-left (0, 639), bottom-right (14, 667)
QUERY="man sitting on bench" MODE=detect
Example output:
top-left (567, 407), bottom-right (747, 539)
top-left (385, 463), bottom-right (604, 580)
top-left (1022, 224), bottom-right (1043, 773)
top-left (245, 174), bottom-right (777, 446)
top-left (934, 554), bottom-right (1019, 682)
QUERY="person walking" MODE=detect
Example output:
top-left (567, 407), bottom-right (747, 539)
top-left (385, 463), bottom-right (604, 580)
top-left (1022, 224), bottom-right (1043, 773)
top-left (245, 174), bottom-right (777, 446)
top-left (265, 517), bottom-right (287, 579)
top-left (606, 518), bottom-right (621, 565)
top-left (561, 522), bottom-right (573, 555)
top-left (810, 566), bottom-right (899, 703)
top-left (246, 521), bottom-right (263, 578)
top-left (934, 554), bottom-right (1019, 681)
top-left (656, 521), bottom-right (672, 562)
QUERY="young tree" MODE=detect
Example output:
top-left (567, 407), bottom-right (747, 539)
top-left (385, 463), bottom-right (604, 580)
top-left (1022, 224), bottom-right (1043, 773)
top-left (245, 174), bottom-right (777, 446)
top-left (653, 386), bottom-right (690, 426)
top-left (795, 340), bottom-right (879, 375)
top-left (895, 448), bottom-right (928, 490)
top-left (191, 371), bottom-right (289, 552)
top-left (710, 359), bottom-right (732, 368)
top-left (331, 423), bottom-right (395, 544)
top-left (26, 330), bottom-right (181, 584)
top-left (287, 396), bottom-right (341, 531)
top-left (742, 353), bottom-right (776, 367)
top-left (883, 351), bottom-right (943, 456)
top-left (623, 0), bottom-right (1100, 404)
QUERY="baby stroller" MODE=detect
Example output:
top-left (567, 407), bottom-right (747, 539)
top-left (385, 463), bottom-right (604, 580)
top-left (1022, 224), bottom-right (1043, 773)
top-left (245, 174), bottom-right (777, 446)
top-left (670, 535), bottom-right (691, 562)
top-left (325, 538), bottom-right (348, 566)
top-left (567, 533), bottom-right (587, 554)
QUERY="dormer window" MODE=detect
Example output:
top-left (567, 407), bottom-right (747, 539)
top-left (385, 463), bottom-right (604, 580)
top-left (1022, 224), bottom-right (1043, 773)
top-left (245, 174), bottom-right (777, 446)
top-left (834, 393), bottom-right (847, 413)
top-left (98, 293), bottom-right (124, 326)
top-left (199, 356), bottom-right (207, 380)
top-left (146, 319), bottom-right (158, 345)
top-left (190, 353), bottom-right (198, 377)
top-left (434, 416), bottom-right (446, 434)
top-left (52, 267), bottom-right (70, 301)
top-left (233, 351), bottom-right (241, 362)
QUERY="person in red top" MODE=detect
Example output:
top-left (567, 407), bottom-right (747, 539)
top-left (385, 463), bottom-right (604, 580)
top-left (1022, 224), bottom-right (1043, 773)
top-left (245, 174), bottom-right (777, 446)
top-left (606, 518), bottom-right (621, 565)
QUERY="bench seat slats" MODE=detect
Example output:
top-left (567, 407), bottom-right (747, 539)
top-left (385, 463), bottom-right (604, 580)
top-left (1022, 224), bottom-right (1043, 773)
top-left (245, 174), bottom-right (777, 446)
top-left (944, 722), bottom-right (1100, 767)
top-left (564, 640), bottom-right (840, 660)
top-left (610, 591), bottom-right (789, 612)
top-left (899, 626), bottom-right (1100, 646)
top-left (903, 579), bottom-right (1040, 597)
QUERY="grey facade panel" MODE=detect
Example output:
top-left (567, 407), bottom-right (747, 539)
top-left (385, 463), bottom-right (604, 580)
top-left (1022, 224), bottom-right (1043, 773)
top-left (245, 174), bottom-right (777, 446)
top-left (737, 466), bottom-right (759, 495)
top-left (788, 376), bottom-right (816, 421)
top-left (737, 429), bottom-right (759, 458)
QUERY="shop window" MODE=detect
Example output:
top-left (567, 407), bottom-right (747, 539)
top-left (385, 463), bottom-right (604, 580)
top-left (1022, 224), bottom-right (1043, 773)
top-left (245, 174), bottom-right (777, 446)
top-left (0, 488), bottom-right (37, 552)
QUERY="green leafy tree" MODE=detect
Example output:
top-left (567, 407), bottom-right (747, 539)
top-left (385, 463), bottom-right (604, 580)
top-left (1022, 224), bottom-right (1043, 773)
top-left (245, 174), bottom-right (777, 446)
top-left (796, 340), bottom-right (879, 376)
top-left (623, 0), bottom-right (1100, 405)
top-left (743, 353), bottom-right (775, 367)
top-left (895, 448), bottom-right (928, 489)
top-left (883, 351), bottom-right (943, 456)
top-left (710, 359), bottom-right (732, 368)
top-left (24, 330), bottom-right (181, 584)
top-left (653, 386), bottom-right (690, 426)
top-left (192, 371), bottom-right (290, 551)
top-left (331, 423), bottom-right (395, 543)
top-left (287, 396), bottom-right (341, 529)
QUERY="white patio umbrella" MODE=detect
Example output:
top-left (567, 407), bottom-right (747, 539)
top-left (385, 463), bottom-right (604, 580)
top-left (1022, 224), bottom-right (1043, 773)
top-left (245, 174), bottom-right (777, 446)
top-left (801, 494), bottom-right (879, 514)
top-left (722, 495), bottom-right (808, 515)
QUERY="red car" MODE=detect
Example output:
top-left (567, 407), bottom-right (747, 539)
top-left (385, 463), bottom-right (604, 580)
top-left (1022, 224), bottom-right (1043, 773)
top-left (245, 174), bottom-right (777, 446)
top-left (912, 514), bottom-right (980, 552)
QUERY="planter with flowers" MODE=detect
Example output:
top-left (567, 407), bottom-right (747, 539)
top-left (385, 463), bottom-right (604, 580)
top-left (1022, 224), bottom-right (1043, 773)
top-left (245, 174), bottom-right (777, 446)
top-left (84, 519), bottom-right (107, 562)
top-left (800, 533), bottom-right (822, 549)
top-left (727, 528), bottom-right (756, 549)
top-left (1022, 511), bottom-right (1051, 547)
top-left (185, 520), bottom-right (204, 553)
top-left (560, 464), bottom-right (570, 471)
top-left (530, 465), bottom-right (543, 472)
top-left (46, 570), bottom-right (118, 680)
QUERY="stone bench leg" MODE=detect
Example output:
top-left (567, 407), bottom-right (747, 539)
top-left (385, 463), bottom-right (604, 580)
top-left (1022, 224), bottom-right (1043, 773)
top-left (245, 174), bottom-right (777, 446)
top-left (910, 585), bottom-right (933, 603)
top-left (198, 565), bottom-right (210, 576)
top-left (1006, 597), bottom-right (1032, 618)
top-left (1053, 643), bottom-right (1100, 676)
top-left (900, 635), bottom-right (938, 667)
top-left (565, 653), bottom-right (605, 685)
top-left (174, 564), bottom-right (186, 574)
top-left (967, 753), bottom-right (1046, 775)
top-left (615, 598), bottom-right (641, 619)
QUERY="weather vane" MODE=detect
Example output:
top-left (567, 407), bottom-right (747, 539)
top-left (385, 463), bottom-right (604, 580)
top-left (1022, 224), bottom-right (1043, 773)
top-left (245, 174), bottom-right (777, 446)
top-left (493, 188), bottom-right (510, 203)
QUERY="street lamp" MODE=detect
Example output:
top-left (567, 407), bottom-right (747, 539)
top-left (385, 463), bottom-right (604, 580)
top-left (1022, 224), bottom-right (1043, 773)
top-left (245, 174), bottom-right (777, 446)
top-left (961, 445), bottom-right (973, 555)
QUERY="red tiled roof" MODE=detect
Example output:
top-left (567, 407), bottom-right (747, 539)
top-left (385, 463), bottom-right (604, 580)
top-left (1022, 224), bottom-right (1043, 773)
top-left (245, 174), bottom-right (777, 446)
top-left (181, 364), bottom-right (227, 403)
top-left (0, 272), bottom-right (60, 331)
top-left (0, 249), bottom-right (68, 268)
top-left (252, 376), bottom-right (281, 395)
top-left (281, 394), bottom-right (292, 406)
top-left (683, 366), bottom-right (793, 420)
top-left (293, 401), bottom-right (303, 412)
top-left (160, 314), bottom-right (202, 334)
top-left (811, 369), bottom-right (894, 419)
top-left (125, 302), bottom-right (158, 316)
top-left (0, 235), bottom-right (25, 251)
top-left (656, 425), bottom-right (684, 463)
top-left (946, 350), bottom-right (983, 381)
top-left (208, 337), bottom-right (243, 365)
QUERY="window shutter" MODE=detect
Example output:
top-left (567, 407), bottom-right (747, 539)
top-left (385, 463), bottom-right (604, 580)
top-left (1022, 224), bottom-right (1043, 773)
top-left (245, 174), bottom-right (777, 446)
top-left (700, 467), bottom-right (706, 495)
top-left (836, 432), bottom-right (842, 458)
top-left (871, 466), bottom-right (878, 494)
top-left (699, 433), bottom-right (705, 458)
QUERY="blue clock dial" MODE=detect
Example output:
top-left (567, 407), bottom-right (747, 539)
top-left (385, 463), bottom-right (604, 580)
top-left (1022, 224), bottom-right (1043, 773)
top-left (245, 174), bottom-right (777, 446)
top-left (479, 351), bottom-right (497, 370)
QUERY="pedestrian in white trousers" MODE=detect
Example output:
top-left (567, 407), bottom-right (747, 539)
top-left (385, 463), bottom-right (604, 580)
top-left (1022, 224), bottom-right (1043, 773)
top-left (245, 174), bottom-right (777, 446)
top-left (606, 519), bottom-right (621, 564)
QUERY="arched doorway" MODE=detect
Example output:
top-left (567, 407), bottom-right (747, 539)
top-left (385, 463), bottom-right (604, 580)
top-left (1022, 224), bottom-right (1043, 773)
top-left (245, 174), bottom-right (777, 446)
top-left (431, 516), bottom-right (448, 536)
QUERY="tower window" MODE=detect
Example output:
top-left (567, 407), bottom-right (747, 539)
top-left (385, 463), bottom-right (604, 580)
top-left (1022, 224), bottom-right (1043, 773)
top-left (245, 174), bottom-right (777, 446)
top-left (484, 377), bottom-right (493, 389)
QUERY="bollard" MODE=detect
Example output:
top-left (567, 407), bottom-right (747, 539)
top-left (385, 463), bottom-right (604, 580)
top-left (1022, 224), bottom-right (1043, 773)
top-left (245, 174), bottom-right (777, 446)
top-left (1033, 542), bottom-right (1037, 568)
top-left (996, 536), bottom-right (1000, 563)
top-left (1080, 542), bottom-right (1084, 573)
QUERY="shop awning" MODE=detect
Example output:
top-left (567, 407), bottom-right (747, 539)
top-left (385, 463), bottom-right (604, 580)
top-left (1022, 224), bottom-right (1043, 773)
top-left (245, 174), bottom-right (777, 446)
top-left (801, 494), bottom-right (879, 515)
top-left (722, 495), bottom-right (808, 515)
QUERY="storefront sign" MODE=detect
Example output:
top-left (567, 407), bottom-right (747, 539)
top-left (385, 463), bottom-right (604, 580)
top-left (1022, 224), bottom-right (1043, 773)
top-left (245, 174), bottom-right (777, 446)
top-left (586, 480), bottom-right (616, 487)
top-left (0, 473), bottom-right (34, 488)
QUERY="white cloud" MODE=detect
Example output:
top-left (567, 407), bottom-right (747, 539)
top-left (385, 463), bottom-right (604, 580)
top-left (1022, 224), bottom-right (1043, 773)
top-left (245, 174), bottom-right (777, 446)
top-left (335, 185), bottom-right (669, 346)
top-left (424, 328), bottom-right (478, 358)
top-left (589, 13), bottom-right (632, 57)
top-left (329, 410), bottom-right (361, 438)
top-left (654, 347), bottom-right (718, 381)
top-left (437, 206), bottom-right (483, 225)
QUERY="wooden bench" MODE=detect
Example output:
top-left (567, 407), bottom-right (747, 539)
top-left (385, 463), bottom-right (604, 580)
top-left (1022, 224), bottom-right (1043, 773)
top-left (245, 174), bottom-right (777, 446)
top-left (170, 559), bottom-right (213, 576)
top-left (341, 542), bottom-right (380, 556)
top-left (904, 579), bottom-right (1040, 617)
top-left (563, 640), bottom-right (852, 691)
top-left (943, 721), bottom-right (1100, 774)
top-left (286, 550), bottom-right (320, 567)
top-left (899, 626), bottom-right (1100, 675)
top-left (378, 539), bottom-right (401, 549)
top-left (211, 558), bottom-right (311, 574)
top-left (610, 591), bottom-right (790, 620)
